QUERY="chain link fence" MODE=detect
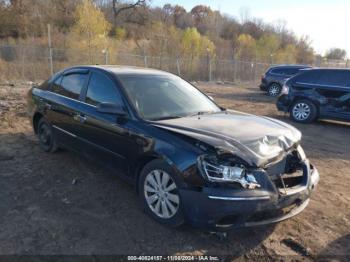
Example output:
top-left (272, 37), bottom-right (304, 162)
top-left (0, 44), bottom-right (349, 82)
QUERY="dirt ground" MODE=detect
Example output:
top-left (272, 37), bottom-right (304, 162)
top-left (0, 81), bottom-right (349, 260)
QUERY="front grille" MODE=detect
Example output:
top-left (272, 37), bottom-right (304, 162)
top-left (274, 170), bottom-right (304, 189)
top-left (217, 200), bottom-right (304, 226)
top-left (247, 203), bottom-right (298, 222)
top-left (266, 150), bottom-right (305, 194)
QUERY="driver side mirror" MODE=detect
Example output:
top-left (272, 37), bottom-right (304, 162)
top-left (97, 102), bottom-right (127, 116)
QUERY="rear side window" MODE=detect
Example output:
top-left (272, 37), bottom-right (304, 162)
top-left (318, 71), bottom-right (350, 87)
top-left (52, 73), bottom-right (87, 99)
top-left (344, 72), bottom-right (350, 87)
top-left (85, 72), bottom-right (123, 106)
top-left (296, 70), bottom-right (350, 87)
top-left (271, 67), bottom-right (307, 76)
top-left (284, 68), bottom-right (300, 75)
top-left (270, 68), bottom-right (285, 75)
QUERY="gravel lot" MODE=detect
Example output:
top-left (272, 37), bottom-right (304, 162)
top-left (0, 81), bottom-right (349, 260)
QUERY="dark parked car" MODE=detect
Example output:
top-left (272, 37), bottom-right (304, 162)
top-left (260, 65), bottom-right (311, 96)
top-left (277, 68), bottom-right (350, 123)
top-left (28, 65), bottom-right (319, 230)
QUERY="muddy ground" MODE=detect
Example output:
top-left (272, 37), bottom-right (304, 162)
top-left (0, 81), bottom-right (349, 260)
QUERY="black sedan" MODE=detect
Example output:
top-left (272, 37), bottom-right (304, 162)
top-left (28, 65), bottom-right (319, 230)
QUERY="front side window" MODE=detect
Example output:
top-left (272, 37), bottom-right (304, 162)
top-left (295, 71), bottom-right (321, 84)
top-left (53, 73), bottom-right (87, 99)
top-left (119, 75), bottom-right (221, 120)
top-left (85, 72), bottom-right (123, 106)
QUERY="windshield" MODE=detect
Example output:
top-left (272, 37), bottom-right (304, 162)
top-left (118, 75), bottom-right (221, 120)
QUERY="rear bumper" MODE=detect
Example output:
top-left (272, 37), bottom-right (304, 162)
top-left (276, 95), bottom-right (292, 112)
top-left (259, 83), bottom-right (268, 91)
top-left (180, 165), bottom-right (319, 230)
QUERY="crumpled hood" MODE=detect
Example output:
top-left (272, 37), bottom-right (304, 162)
top-left (151, 110), bottom-right (302, 167)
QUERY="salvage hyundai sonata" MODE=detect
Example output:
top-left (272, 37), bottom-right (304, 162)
top-left (28, 65), bottom-right (319, 229)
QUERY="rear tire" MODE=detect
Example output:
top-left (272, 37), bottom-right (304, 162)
top-left (290, 99), bottom-right (318, 123)
top-left (139, 159), bottom-right (185, 227)
top-left (37, 118), bottom-right (58, 153)
top-left (267, 83), bottom-right (282, 96)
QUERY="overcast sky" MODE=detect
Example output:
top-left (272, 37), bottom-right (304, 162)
top-left (151, 0), bottom-right (350, 56)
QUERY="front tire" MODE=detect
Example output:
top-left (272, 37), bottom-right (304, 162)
top-left (139, 159), bottom-right (185, 227)
top-left (267, 83), bottom-right (282, 96)
top-left (290, 99), bottom-right (318, 123)
top-left (37, 118), bottom-right (58, 153)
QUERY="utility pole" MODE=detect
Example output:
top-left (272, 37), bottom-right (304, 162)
top-left (207, 47), bottom-right (212, 82)
top-left (144, 55), bottom-right (148, 68)
top-left (103, 49), bottom-right (109, 64)
top-left (176, 57), bottom-right (181, 76)
top-left (47, 24), bottom-right (53, 76)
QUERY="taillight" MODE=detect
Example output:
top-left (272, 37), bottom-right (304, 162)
top-left (281, 83), bottom-right (289, 95)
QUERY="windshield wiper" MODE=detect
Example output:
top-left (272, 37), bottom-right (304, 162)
top-left (151, 115), bottom-right (183, 121)
top-left (187, 111), bottom-right (218, 117)
top-left (151, 110), bottom-right (221, 121)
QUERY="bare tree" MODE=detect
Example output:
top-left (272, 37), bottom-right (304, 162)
top-left (325, 48), bottom-right (347, 60)
top-left (112, 0), bottom-right (147, 26)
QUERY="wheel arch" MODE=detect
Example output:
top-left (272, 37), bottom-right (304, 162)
top-left (134, 154), bottom-right (162, 194)
top-left (133, 151), bottom-right (191, 194)
top-left (268, 81), bottom-right (282, 88)
top-left (32, 112), bottom-right (44, 134)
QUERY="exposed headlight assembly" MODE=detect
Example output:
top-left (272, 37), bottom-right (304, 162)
top-left (198, 155), bottom-right (260, 189)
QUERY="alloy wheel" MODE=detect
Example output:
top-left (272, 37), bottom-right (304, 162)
top-left (268, 84), bottom-right (281, 96)
top-left (144, 170), bottom-right (180, 219)
top-left (292, 102), bottom-right (311, 121)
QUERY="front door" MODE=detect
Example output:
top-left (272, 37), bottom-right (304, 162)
top-left (77, 70), bottom-right (138, 176)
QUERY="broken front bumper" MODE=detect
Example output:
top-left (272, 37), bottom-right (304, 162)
top-left (180, 163), bottom-right (319, 230)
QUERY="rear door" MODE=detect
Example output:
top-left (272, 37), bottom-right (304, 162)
top-left (294, 69), bottom-right (350, 120)
top-left (46, 70), bottom-right (89, 151)
top-left (319, 70), bottom-right (350, 120)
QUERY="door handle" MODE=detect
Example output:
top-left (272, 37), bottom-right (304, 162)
top-left (73, 114), bottom-right (87, 123)
top-left (44, 103), bottom-right (52, 110)
top-left (80, 115), bottom-right (87, 123)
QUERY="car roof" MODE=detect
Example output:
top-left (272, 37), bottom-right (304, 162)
top-left (300, 67), bottom-right (350, 72)
top-left (64, 65), bottom-right (174, 77)
top-left (269, 64), bottom-right (311, 70)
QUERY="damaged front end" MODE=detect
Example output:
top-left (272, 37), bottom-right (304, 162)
top-left (184, 138), bottom-right (319, 229)
top-left (198, 153), bottom-right (261, 189)
top-left (196, 129), bottom-right (305, 190)
top-left (152, 113), bottom-right (319, 229)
